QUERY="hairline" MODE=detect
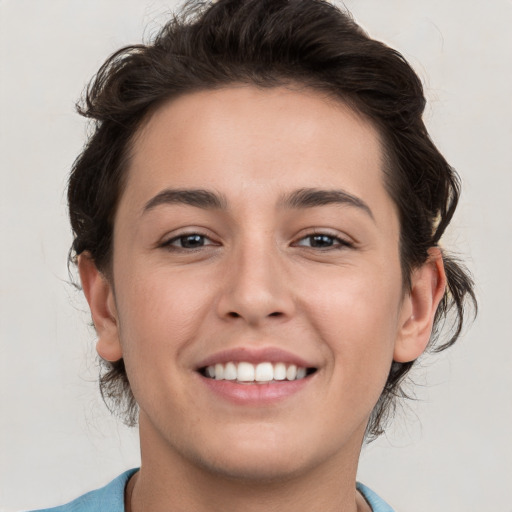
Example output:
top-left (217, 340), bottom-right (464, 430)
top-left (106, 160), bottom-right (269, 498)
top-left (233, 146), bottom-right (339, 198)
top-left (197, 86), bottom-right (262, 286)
top-left (96, 80), bottom-right (410, 295)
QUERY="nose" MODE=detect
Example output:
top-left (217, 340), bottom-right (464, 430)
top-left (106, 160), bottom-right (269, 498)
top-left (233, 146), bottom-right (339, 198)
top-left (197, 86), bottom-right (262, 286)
top-left (216, 238), bottom-right (295, 326)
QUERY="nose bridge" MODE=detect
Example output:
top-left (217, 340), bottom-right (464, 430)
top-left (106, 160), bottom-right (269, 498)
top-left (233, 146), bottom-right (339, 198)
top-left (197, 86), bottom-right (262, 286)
top-left (217, 231), bottom-right (294, 324)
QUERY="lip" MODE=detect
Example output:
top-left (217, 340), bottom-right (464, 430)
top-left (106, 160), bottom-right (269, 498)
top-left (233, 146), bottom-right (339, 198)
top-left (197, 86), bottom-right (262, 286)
top-left (195, 346), bottom-right (315, 369)
top-left (194, 346), bottom-right (318, 406)
top-left (198, 376), bottom-right (313, 405)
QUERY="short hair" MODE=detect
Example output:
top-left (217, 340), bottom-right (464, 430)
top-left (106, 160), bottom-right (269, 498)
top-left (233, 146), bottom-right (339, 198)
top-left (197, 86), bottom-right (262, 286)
top-left (68, 0), bottom-right (476, 440)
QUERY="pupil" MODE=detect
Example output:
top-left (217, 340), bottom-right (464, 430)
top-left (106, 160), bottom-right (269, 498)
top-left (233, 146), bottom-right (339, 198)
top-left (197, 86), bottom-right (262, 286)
top-left (311, 235), bottom-right (333, 247)
top-left (181, 235), bottom-right (204, 248)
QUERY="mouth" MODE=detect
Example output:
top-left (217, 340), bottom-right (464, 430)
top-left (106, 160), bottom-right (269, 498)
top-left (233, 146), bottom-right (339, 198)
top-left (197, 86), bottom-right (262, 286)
top-left (199, 361), bottom-right (317, 383)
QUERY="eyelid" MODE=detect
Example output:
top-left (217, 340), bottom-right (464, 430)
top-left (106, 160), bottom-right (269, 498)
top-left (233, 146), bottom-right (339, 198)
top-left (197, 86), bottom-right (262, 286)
top-left (292, 229), bottom-right (354, 249)
top-left (159, 228), bottom-right (220, 249)
top-left (157, 227), bottom-right (354, 250)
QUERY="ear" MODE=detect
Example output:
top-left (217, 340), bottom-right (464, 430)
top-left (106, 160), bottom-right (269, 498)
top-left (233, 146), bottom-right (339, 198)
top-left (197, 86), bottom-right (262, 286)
top-left (78, 253), bottom-right (123, 362)
top-left (393, 247), bottom-right (447, 363)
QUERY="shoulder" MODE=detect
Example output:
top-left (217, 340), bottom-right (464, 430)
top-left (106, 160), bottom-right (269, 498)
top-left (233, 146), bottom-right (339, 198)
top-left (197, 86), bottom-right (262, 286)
top-left (357, 482), bottom-right (396, 512)
top-left (27, 469), bottom-right (138, 512)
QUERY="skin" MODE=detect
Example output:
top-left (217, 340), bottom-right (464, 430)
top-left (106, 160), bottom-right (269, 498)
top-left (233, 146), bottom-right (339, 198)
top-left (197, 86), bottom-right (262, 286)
top-left (79, 85), bottom-right (446, 512)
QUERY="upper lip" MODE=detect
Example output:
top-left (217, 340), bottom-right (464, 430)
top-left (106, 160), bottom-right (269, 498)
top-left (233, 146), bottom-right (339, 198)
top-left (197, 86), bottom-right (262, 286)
top-left (195, 347), bottom-right (316, 370)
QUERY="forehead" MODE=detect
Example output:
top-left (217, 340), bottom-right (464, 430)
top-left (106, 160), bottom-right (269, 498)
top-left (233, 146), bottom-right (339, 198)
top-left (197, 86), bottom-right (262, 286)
top-left (123, 85), bottom-right (392, 222)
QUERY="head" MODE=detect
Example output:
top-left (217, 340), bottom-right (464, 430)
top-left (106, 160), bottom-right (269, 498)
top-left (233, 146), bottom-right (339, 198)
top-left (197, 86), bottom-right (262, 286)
top-left (69, 0), bottom-right (475, 443)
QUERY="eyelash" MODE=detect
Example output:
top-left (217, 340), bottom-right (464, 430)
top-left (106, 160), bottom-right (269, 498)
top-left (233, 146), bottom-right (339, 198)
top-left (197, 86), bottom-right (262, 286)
top-left (160, 232), bottom-right (217, 251)
top-left (160, 231), bottom-right (353, 252)
top-left (293, 232), bottom-right (353, 250)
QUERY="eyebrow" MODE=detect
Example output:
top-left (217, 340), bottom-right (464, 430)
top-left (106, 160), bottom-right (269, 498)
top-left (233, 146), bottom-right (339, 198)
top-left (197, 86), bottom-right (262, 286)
top-left (280, 188), bottom-right (374, 220)
top-left (142, 186), bottom-right (373, 220)
top-left (143, 188), bottom-right (227, 213)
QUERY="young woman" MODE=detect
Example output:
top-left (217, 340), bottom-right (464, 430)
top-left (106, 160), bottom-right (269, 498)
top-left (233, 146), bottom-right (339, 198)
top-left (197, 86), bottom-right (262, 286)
top-left (31, 0), bottom-right (475, 510)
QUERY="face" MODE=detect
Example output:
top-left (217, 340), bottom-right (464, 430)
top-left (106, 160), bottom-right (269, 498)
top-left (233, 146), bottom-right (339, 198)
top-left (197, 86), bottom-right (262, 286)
top-left (85, 85), bottom-right (428, 482)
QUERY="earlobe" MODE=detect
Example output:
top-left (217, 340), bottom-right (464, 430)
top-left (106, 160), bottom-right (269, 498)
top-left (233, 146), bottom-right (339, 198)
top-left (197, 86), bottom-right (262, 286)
top-left (77, 253), bottom-right (123, 362)
top-left (393, 248), bottom-right (447, 363)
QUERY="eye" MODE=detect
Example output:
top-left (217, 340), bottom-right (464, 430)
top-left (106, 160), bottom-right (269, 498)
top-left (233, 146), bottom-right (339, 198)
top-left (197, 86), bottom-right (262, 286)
top-left (295, 233), bottom-right (352, 249)
top-left (162, 233), bottom-right (217, 250)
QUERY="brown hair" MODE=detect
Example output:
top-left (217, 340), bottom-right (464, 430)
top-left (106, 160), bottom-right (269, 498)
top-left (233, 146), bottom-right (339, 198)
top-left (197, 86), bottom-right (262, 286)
top-left (68, 0), bottom-right (476, 440)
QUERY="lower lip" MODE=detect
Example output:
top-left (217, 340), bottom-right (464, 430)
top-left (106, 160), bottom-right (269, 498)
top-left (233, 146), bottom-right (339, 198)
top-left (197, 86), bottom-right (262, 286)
top-left (199, 375), bottom-right (312, 405)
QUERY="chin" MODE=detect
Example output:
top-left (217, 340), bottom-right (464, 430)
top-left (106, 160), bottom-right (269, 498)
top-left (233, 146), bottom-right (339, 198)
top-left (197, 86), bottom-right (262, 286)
top-left (192, 448), bottom-right (313, 484)
top-left (183, 426), bottom-right (338, 484)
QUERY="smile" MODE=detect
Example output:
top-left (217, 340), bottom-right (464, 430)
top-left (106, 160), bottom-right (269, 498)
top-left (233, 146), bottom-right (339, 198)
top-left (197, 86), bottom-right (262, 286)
top-left (200, 361), bottom-right (316, 383)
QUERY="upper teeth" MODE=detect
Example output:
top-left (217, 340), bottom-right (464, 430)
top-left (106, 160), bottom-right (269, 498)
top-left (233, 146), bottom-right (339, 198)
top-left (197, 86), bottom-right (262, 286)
top-left (205, 362), bottom-right (308, 382)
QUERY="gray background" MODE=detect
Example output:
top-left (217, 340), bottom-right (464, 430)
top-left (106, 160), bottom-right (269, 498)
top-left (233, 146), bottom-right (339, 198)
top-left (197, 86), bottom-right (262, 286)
top-left (1, 1), bottom-right (511, 510)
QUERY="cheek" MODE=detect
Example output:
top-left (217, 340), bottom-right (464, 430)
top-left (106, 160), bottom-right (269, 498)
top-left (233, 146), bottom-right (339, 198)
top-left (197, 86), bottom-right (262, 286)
top-left (304, 266), bottom-right (402, 382)
top-left (114, 266), bottom-right (215, 366)
top-left (306, 263), bottom-right (401, 335)
top-left (112, 267), bottom-right (217, 420)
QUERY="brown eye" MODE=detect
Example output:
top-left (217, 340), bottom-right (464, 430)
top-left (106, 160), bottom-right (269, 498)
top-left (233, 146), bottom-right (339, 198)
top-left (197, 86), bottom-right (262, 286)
top-left (177, 234), bottom-right (207, 248)
top-left (296, 234), bottom-right (352, 249)
top-left (163, 233), bottom-right (216, 250)
top-left (308, 235), bottom-right (336, 248)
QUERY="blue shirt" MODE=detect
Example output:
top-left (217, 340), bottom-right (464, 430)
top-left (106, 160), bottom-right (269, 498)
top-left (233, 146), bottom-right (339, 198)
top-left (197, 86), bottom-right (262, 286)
top-left (30, 470), bottom-right (395, 512)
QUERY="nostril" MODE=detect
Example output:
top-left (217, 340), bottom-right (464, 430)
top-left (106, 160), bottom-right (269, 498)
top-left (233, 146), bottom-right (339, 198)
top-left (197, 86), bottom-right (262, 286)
top-left (226, 311), bottom-right (282, 319)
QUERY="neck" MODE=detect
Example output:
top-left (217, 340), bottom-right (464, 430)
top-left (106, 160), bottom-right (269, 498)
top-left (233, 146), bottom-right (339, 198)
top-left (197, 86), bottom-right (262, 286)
top-left (127, 414), bottom-right (370, 512)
